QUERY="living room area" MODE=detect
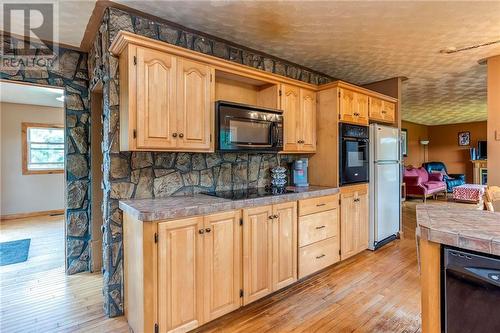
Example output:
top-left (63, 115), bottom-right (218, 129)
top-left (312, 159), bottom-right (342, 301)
top-left (402, 118), bottom-right (490, 205)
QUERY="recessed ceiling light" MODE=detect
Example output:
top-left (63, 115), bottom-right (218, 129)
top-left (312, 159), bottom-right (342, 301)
top-left (56, 95), bottom-right (64, 102)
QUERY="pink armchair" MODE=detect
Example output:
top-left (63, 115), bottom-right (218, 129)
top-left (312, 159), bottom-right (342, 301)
top-left (403, 167), bottom-right (447, 202)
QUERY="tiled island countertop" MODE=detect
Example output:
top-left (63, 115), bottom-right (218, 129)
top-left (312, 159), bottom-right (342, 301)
top-left (119, 186), bottom-right (339, 222)
top-left (417, 204), bottom-right (500, 255)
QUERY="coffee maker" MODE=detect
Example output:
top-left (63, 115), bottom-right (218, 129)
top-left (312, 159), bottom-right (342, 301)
top-left (292, 158), bottom-right (309, 187)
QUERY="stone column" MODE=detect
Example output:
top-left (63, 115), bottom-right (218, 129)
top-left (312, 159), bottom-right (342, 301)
top-left (487, 56), bottom-right (500, 186)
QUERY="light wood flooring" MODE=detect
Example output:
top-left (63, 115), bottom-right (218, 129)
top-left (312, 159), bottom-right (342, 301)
top-left (0, 199), bottom-right (474, 333)
top-left (0, 215), bottom-right (128, 333)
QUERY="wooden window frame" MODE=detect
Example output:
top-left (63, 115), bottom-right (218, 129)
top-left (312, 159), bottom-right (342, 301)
top-left (22, 122), bottom-right (64, 175)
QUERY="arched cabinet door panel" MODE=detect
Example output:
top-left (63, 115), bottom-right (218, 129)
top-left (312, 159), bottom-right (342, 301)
top-left (136, 47), bottom-right (177, 149)
top-left (177, 59), bottom-right (214, 151)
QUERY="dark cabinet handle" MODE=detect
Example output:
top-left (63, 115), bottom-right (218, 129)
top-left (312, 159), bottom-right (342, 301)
top-left (316, 203), bottom-right (326, 207)
top-left (274, 214), bottom-right (279, 219)
top-left (205, 228), bottom-right (211, 233)
top-left (172, 133), bottom-right (177, 138)
top-left (315, 225), bottom-right (326, 230)
top-left (316, 254), bottom-right (326, 259)
top-left (269, 215), bottom-right (274, 220)
top-left (198, 229), bottom-right (205, 234)
top-left (354, 198), bottom-right (360, 202)
top-left (179, 133), bottom-right (184, 138)
top-left (381, 110), bottom-right (387, 114)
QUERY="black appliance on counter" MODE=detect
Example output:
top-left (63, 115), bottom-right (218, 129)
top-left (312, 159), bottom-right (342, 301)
top-left (443, 246), bottom-right (500, 332)
top-left (339, 123), bottom-right (369, 186)
top-left (216, 101), bottom-right (283, 152)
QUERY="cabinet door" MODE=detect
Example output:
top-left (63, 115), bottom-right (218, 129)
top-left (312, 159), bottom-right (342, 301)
top-left (339, 88), bottom-right (356, 124)
top-left (177, 58), bottom-right (214, 151)
top-left (281, 84), bottom-right (301, 151)
top-left (242, 205), bottom-right (273, 305)
top-left (203, 211), bottom-right (241, 321)
top-left (369, 97), bottom-right (383, 120)
top-left (381, 101), bottom-right (396, 123)
top-left (272, 201), bottom-right (297, 290)
top-left (340, 191), bottom-right (358, 260)
top-left (356, 192), bottom-right (369, 252)
top-left (354, 93), bottom-right (369, 125)
top-left (299, 89), bottom-right (316, 152)
top-left (158, 217), bottom-right (204, 333)
top-left (136, 46), bottom-right (177, 149)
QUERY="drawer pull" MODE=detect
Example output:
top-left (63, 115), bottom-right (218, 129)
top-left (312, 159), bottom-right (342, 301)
top-left (316, 203), bottom-right (326, 207)
top-left (315, 225), bottom-right (326, 230)
top-left (316, 254), bottom-right (326, 259)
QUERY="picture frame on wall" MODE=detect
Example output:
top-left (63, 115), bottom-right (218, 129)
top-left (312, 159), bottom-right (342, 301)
top-left (401, 128), bottom-right (408, 157)
top-left (458, 131), bottom-right (470, 146)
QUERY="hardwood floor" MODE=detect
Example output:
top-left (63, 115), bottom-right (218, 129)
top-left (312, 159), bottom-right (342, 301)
top-left (0, 215), bottom-right (128, 333)
top-left (0, 200), bottom-right (472, 332)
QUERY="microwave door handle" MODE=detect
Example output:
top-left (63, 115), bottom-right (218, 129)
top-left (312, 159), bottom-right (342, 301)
top-left (271, 123), bottom-right (279, 146)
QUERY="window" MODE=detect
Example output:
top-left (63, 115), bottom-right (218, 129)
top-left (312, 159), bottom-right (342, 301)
top-left (22, 123), bottom-right (64, 175)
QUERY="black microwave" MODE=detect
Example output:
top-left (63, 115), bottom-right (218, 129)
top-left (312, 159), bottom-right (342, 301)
top-left (216, 101), bottom-right (283, 152)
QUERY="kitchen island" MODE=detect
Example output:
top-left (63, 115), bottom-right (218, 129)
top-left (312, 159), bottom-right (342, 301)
top-left (417, 204), bottom-right (500, 333)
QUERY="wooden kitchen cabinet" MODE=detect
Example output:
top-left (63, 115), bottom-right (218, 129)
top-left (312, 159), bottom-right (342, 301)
top-left (119, 45), bottom-right (214, 152)
top-left (369, 97), bottom-right (396, 123)
top-left (203, 210), bottom-right (242, 322)
top-left (157, 211), bottom-right (241, 332)
top-left (281, 84), bottom-right (317, 153)
top-left (340, 184), bottom-right (369, 260)
top-left (272, 201), bottom-right (298, 290)
top-left (135, 46), bottom-right (177, 150)
top-left (242, 202), bottom-right (297, 305)
top-left (339, 88), bottom-right (369, 125)
top-left (177, 58), bottom-right (214, 151)
top-left (242, 205), bottom-right (274, 305)
top-left (157, 216), bottom-right (204, 333)
top-left (297, 194), bottom-right (340, 278)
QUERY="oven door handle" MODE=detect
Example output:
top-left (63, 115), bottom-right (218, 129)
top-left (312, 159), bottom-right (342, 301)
top-left (234, 143), bottom-right (273, 148)
top-left (342, 137), bottom-right (369, 142)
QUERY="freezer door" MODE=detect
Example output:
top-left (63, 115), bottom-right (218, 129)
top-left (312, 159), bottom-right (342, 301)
top-left (374, 162), bottom-right (400, 242)
top-left (374, 125), bottom-right (399, 161)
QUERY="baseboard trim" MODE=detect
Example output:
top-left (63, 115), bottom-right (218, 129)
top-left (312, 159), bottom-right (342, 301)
top-left (0, 209), bottom-right (65, 221)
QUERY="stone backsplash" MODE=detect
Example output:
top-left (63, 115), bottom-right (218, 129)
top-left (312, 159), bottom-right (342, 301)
top-left (89, 6), bottom-right (332, 317)
top-left (110, 152), bottom-right (299, 200)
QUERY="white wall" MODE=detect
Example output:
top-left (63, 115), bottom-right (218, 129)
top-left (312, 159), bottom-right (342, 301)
top-left (1, 102), bottom-right (64, 215)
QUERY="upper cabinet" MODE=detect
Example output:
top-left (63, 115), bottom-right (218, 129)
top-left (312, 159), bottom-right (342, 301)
top-left (369, 97), bottom-right (396, 123)
top-left (119, 45), bottom-right (214, 152)
top-left (281, 84), bottom-right (317, 153)
top-left (338, 88), bottom-right (369, 125)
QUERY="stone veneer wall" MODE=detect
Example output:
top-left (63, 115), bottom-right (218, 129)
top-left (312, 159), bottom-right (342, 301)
top-left (1, 34), bottom-right (91, 274)
top-left (88, 7), bottom-right (334, 317)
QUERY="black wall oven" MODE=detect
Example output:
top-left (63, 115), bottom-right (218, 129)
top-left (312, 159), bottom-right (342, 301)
top-left (216, 101), bottom-right (283, 152)
top-left (339, 123), bottom-right (369, 186)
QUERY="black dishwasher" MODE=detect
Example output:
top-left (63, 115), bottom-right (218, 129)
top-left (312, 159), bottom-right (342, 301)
top-left (444, 246), bottom-right (500, 333)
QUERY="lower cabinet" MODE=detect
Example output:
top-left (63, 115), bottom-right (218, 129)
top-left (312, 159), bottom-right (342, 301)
top-left (155, 210), bottom-right (241, 333)
top-left (122, 193), bottom-right (367, 333)
top-left (242, 201), bottom-right (297, 305)
top-left (340, 184), bottom-right (369, 260)
top-left (297, 194), bottom-right (340, 278)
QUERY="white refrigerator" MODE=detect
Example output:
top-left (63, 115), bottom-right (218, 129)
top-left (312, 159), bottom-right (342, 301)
top-left (368, 124), bottom-right (400, 250)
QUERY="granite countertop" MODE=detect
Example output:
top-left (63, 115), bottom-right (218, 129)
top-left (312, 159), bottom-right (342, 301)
top-left (119, 186), bottom-right (339, 222)
top-left (417, 204), bottom-right (500, 255)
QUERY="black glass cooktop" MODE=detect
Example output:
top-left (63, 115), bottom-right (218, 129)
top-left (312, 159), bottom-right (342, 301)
top-left (202, 187), bottom-right (295, 200)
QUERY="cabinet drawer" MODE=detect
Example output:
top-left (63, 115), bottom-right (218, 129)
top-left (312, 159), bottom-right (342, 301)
top-left (298, 237), bottom-right (339, 278)
top-left (299, 209), bottom-right (338, 247)
top-left (298, 194), bottom-right (338, 216)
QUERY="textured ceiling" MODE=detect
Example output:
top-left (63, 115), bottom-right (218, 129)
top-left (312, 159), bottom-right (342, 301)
top-left (113, 0), bottom-right (500, 125)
